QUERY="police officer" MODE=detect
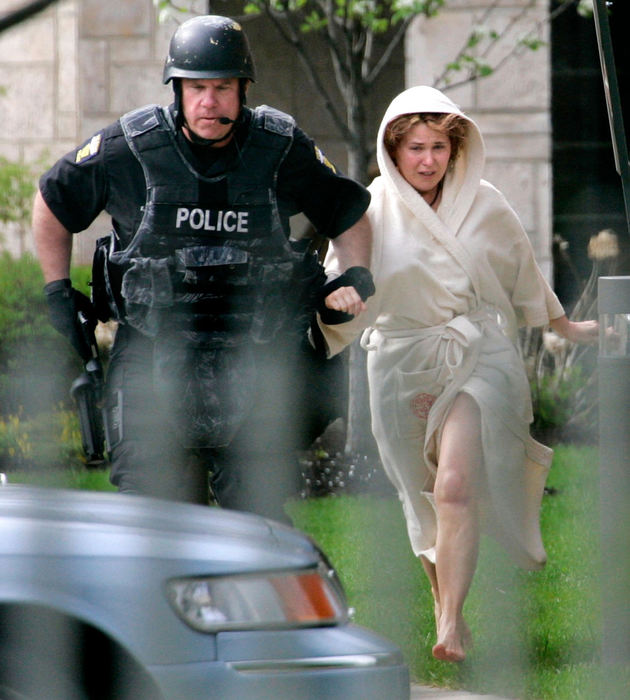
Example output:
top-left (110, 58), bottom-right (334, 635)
top-left (33, 15), bottom-right (373, 521)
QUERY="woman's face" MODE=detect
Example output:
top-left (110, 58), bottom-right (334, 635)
top-left (394, 121), bottom-right (452, 196)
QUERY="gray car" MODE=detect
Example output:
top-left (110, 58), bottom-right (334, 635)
top-left (0, 484), bottom-right (409, 699)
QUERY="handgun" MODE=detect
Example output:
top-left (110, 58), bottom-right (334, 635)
top-left (70, 311), bottom-right (107, 467)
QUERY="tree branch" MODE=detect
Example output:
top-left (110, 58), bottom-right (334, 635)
top-left (475, 0), bottom-right (578, 82)
top-left (319, 0), bottom-right (352, 85)
top-left (261, 3), bottom-right (351, 140)
top-left (432, 0), bottom-right (501, 88)
top-left (0, 0), bottom-right (59, 33)
top-left (436, 0), bottom-right (578, 91)
top-left (365, 16), bottom-right (413, 86)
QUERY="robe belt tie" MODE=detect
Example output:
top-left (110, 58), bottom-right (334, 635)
top-left (361, 305), bottom-right (503, 384)
top-left (440, 313), bottom-right (483, 383)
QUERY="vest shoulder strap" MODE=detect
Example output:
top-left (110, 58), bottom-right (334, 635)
top-left (120, 104), bottom-right (165, 138)
top-left (252, 105), bottom-right (295, 138)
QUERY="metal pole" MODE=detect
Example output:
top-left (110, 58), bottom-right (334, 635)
top-left (592, 0), bottom-right (630, 670)
top-left (598, 277), bottom-right (630, 664)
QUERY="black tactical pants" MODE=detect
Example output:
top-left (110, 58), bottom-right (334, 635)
top-left (105, 324), bottom-right (344, 523)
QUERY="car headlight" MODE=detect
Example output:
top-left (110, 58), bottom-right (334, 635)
top-left (166, 563), bottom-right (349, 633)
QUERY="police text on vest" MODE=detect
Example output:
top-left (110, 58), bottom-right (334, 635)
top-left (175, 208), bottom-right (249, 234)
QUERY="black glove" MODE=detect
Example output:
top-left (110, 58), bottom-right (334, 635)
top-left (317, 266), bottom-right (375, 325)
top-left (44, 278), bottom-right (97, 361)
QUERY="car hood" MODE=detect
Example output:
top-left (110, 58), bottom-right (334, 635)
top-left (0, 485), bottom-right (319, 573)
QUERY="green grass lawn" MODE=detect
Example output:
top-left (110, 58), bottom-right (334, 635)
top-left (6, 444), bottom-right (630, 698)
top-left (288, 444), bottom-right (630, 699)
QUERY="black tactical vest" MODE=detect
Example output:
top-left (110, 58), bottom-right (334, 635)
top-left (93, 104), bottom-right (328, 447)
top-left (95, 103), bottom-right (307, 345)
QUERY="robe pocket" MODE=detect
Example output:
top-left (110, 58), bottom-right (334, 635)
top-left (394, 366), bottom-right (443, 439)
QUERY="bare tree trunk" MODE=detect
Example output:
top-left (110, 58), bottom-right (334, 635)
top-left (343, 86), bottom-right (380, 459)
top-left (344, 81), bottom-right (370, 185)
top-left (347, 140), bottom-right (370, 186)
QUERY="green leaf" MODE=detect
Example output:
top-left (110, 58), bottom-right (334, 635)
top-left (467, 31), bottom-right (482, 49)
top-left (520, 37), bottom-right (546, 51)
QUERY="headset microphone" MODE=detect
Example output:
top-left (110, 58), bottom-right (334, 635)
top-left (184, 114), bottom-right (239, 146)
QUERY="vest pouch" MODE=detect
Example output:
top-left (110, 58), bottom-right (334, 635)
top-left (121, 258), bottom-right (173, 337)
top-left (250, 261), bottom-right (295, 344)
top-left (175, 246), bottom-right (250, 289)
top-left (152, 332), bottom-right (256, 448)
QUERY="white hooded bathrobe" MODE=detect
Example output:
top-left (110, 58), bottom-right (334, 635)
top-left (320, 86), bottom-right (565, 569)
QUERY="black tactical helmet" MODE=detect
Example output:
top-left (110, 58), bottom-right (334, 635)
top-left (163, 15), bottom-right (256, 84)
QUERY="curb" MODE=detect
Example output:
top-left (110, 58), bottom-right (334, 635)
top-left (411, 685), bottom-right (512, 699)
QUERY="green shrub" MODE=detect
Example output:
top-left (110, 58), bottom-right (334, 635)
top-left (0, 408), bottom-right (85, 471)
top-left (531, 364), bottom-right (596, 441)
top-left (0, 252), bottom-right (93, 417)
top-left (0, 412), bottom-right (33, 470)
top-left (521, 229), bottom-right (620, 444)
top-left (0, 251), bottom-right (51, 346)
top-left (0, 156), bottom-right (37, 252)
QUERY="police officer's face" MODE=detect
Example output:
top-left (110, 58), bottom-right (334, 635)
top-left (181, 77), bottom-right (241, 145)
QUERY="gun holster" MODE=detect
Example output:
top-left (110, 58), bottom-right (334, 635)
top-left (70, 368), bottom-right (106, 467)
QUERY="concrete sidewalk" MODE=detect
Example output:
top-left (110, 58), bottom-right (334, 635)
top-left (411, 684), bottom-right (511, 699)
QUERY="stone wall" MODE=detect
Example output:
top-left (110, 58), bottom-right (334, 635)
top-left (1, 0), bottom-right (550, 277)
top-left (1, 0), bottom-right (77, 256)
top-left (0, 0), bottom-right (177, 260)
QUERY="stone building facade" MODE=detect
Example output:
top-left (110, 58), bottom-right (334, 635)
top-left (1, 0), bottom-right (553, 276)
top-left (407, 1), bottom-right (553, 278)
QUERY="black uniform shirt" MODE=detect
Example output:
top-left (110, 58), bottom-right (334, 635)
top-left (39, 105), bottom-right (370, 247)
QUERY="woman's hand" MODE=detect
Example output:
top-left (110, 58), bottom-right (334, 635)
top-left (549, 315), bottom-right (599, 344)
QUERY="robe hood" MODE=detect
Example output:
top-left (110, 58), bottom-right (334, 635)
top-left (375, 85), bottom-right (486, 233)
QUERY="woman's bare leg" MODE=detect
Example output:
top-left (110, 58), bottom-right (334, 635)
top-left (420, 555), bottom-right (441, 632)
top-left (422, 514), bottom-right (473, 661)
top-left (431, 392), bottom-right (482, 662)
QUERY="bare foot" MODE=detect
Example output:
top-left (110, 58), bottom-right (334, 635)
top-left (432, 641), bottom-right (465, 662)
top-left (432, 617), bottom-right (472, 662)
